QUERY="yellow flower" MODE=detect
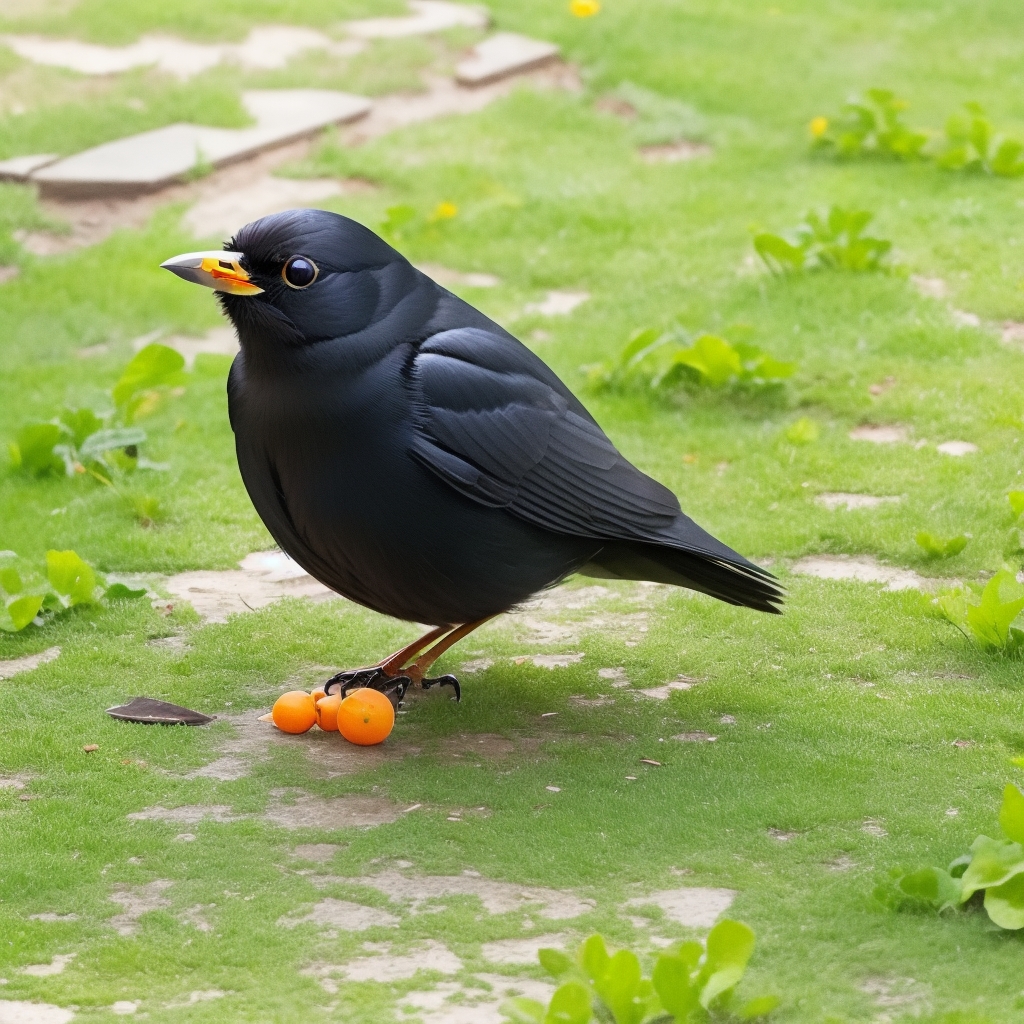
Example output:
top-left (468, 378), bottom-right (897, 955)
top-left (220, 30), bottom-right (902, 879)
top-left (570, 0), bottom-right (601, 17)
top-left (809, 115), bottom-right (829, 138)
top-left (431, 201), bottom-right (458, 221)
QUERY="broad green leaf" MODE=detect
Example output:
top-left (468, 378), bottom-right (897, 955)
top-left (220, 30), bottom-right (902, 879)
top-left (948, 853), bottom-right (973, 878)
top-left (753, 233), bottom-right (805, 273)
top-left (545, 982), bottom-right (592, 1024)
top-left (59, 407), bottom-right (104, 448)
top-left (619, 327), bottom-right (665, 368)
top-left (5, 594), bottom-right (44, 631)
top-left (983, 871), bottom-right (1024, 930)
top-left (593, 949), bottom-right (644, 1024)
top-left (675, 335), bottom-right (743, 386)
top-left (79, 427), bottom-right (147, 460)
top-left (0, 568), bottom-right (22, 594)
top-left (739, 994), bottom-right (781, 1019)
top-left (960, 834), bottom-right (1024, 900)
top-left (991, 139), bottom-right (1024, 177)
top-left (785, 417), bottom-right (819, 444)
top-left (46, 550), bottom-right (98, 606)
top-left (11, 423), bottom-right (64, 475)
top-left (700, 966), bottom-right (745, 1009)
top-left (104, 583), bottom-right (147, 601)
top-left (752, 355), bottom-right (796, 380)
top-left (112, 344), bottom-right (185, 408)
top-left (916, 532), bottom-right (968, 559)
top-left (652, 953), bottom-right (699, 1017)
top-left (539, 949), bottom-right (575, 979)
top-left (501, 997), bottom-right (546, 1023)
top-left (578, 935), bottom-right (610, 984)
top-left (1009, 491), bottom-right (1024, 518)
top-left (704, 919), bottom-right (755, 977)
top-left (999, 784), bottom-right (1024, 845)
top-left (897, 866), bottom-right (962, 909)
top-left (966, 571), bottom-right (1024, 649)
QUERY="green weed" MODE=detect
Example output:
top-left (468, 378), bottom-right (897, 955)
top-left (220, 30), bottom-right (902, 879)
top-left (916, 531), bottom-right (969, 559)
top-left (931, 103), bottom-right (1024, 178)
top-left (877, 784), bottom-right (1024, 931)
top-left (935, 570), bottom-right (1024, 656)
top-left (753, 207), bottom-right (893, 274)
top-left (810, 89), bottom-right (927, 161)
top-left (502, 923), bottom-right (777, 1024)
top-left (0, 548), bottom-right (144, 632)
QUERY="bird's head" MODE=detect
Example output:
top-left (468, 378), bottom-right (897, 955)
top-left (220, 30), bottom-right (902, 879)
top-left (161, 209), bottom-right (409, 349)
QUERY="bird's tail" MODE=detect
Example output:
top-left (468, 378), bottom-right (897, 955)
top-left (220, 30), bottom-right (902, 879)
top-left (581, 533), bottom-right (783, 614)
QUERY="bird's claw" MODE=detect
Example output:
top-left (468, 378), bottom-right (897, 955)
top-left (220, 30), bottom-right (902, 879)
top-left (420, 674), bottom-right (461, 702)
top-left (323, 667), bottom-right (411, 710)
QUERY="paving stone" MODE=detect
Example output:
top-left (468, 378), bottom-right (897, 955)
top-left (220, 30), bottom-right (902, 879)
top-left (0, 27), bottom-right (362, 79)
top-left (456, 32), bottom-right (560, 86)
top-left (0, 154), bottom-right (58, 182)
top-left (32, 90), bottom-right (371, 200)
top-left (0, 647), bottom-right (60, 681)
top-left (347, 1), bottom-right (488, 39)
top-left (936, 440), bottom-right (977, 456)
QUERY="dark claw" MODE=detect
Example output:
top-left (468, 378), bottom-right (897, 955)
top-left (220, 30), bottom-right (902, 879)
top-left (324, 667), bottom-right (411, 710)
top-left (421, 674), bottom-right (461, 702)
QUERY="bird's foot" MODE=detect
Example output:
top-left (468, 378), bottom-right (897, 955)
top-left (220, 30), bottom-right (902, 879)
top-left (419, 674), bottom-right (461, 702)
top-left (323, 667), bottom-right (411, 709)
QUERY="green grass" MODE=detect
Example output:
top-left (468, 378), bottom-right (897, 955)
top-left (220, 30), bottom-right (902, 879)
top-left (2, 0), bottom-right (1024, 1021)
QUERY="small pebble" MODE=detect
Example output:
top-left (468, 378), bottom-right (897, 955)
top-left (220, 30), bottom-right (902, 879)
top-left (83, 744), bottom-right (99, 753)
top-left (545, 786), bottom-right (561, 793)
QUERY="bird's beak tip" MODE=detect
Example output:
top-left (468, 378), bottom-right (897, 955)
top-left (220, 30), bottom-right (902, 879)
top-left (160, 250), bottom-right (264, 296)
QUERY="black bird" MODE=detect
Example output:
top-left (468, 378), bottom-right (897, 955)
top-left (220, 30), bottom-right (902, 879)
top-left (162, 209), bottom-right (781, 703)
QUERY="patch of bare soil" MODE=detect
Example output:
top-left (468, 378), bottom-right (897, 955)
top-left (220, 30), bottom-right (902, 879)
top-left (263, 789), bottom-right (405, 830)
top-left (358, 869), bottom-right (595, 919)
top-left (184, 756), bottom-right (249, 781)
top-left (480, 933), bottom-right (568, 964)
top-left (108, 879), bottom-right (174, 936)
top-left (438, 733), bottom-right (534, 759)
top-left (415, 263), bottom-right (499, 288)
top-left (19, 954), bottom-right (75, 977)
top-left (291, 843), bottom-right (342, 863)
top-left (0, 646), bottom-right (60, 680)
top-left (401, 976), bottom-right (556, 1024)
top-left (0, 1002), bottom-right (75, 1024)
top-left (623, 887), bottom-right (736, 928)
top-left (277, 897), bottom-right (400, 932)
top-left (639, 141), bottom-right (713, 163)
top-left (860, 976), bottom-right (931, 1018)
top-left (28, 912), bottom-right (78, 922)
top-left (127, 804), bottom-right (240, 824)
top-left (815, 493), bottom-right (901, 511)
top-left (302, 940), bottom-right (462, 988)
top-left (791, 555), bottom-right (935, 592)
top-left (179, 905), bottom-right (214, 933)
top-left (638, 676), bottom-right (700, 700)
top-left (848, 424), bottom-right (908, 444)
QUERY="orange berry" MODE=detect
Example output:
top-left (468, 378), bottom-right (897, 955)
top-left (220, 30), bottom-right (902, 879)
top-left (337, 688), bottom-right (395, 746)
top-left (310, 687), bottom-right (327, 705)
top-left (315, 693), bottom-right (342, 732)
top-left (271, 690), bottom-right (316, 734)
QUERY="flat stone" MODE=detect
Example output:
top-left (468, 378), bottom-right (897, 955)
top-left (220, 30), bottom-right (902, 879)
top-left (0, 1002), bottom-right (75, 1024)
top-left (848, 424), bottom-right (907, 444)
top-left (1, 27), bottom-right (360, 79)
top-left (623, 887), bottom-right (736, 928)
top-left (277, 898), bottom-right (400, 931)
top-left (456, 33), bottom-right (560, 87)
top-left (791, 555), bottom-right (926, 591)
top-left (0, 647), bottom-right (60, 681)
top-left (936, 440), bottom-right (977, 456)
top-left (815, 493), bottom-right (902, 511)
top-left (0, 154), bottom-right (59, 182)
top-left (415, 263), bottom-right (499, 288)
top-left (347, 1), bottom-right (488, 39)
top-left (32, 90), bottom-right (371, 200)
top-left (480, 934), bottom-right (567, 964)
top-left (524, 290), bottom-right (589, 316)
top-left (182, 176), bottom-right (347, 240)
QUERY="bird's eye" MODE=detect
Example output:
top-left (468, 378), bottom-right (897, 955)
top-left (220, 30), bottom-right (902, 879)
top-left (282, 255), bottom-right (318, 289)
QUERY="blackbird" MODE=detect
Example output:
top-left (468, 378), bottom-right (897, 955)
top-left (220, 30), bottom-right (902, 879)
top-left (162, 209), bottom-right (781, 703)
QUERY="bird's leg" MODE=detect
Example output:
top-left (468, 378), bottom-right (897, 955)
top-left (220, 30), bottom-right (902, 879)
top-left (397, 617), bottom-right (493, 702)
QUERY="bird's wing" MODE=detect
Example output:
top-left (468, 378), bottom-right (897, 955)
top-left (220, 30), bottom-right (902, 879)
top-left (409, 326), bottom-right (728, 551)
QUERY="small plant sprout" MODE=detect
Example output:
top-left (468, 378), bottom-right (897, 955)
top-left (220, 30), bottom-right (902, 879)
top-left (810, 89), bottom-right (928, 161)
top-left (1009, 491), bottom-right (1024, 519)
top-left (0, 549), bottom-right (145, 633)
top-left (8, 343), bottom-right (184, 482)
top-left (935, 570), bottom-right (1024, 656)
top-left (784, 417), bottom-right (819, 445)
top-left (502, 922), bottom-right (778, 1023)
top-left (588, 326), bottom-right (795, 397)
top-left (877, 783), bottom-right (1024, 930)
top-left (754, 207), bottom-right (893, 274)
top-left (915, 531), bottom-right (968, 559)
top-left (930, 103), bottom-right (1024, 177)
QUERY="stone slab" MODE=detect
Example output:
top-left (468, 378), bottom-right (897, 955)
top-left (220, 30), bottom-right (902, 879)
top-left (0, 154), bottom-right (59, 182)
top-left (347, 0), bottom-right (488, 39)
top-left (456, 33), bottom-right (559, 86)
top-left (32, 90), bottom-right (371, 199)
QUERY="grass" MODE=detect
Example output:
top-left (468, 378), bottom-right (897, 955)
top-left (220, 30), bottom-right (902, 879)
top-left (1, 0), bottom-right (1024, 1021)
